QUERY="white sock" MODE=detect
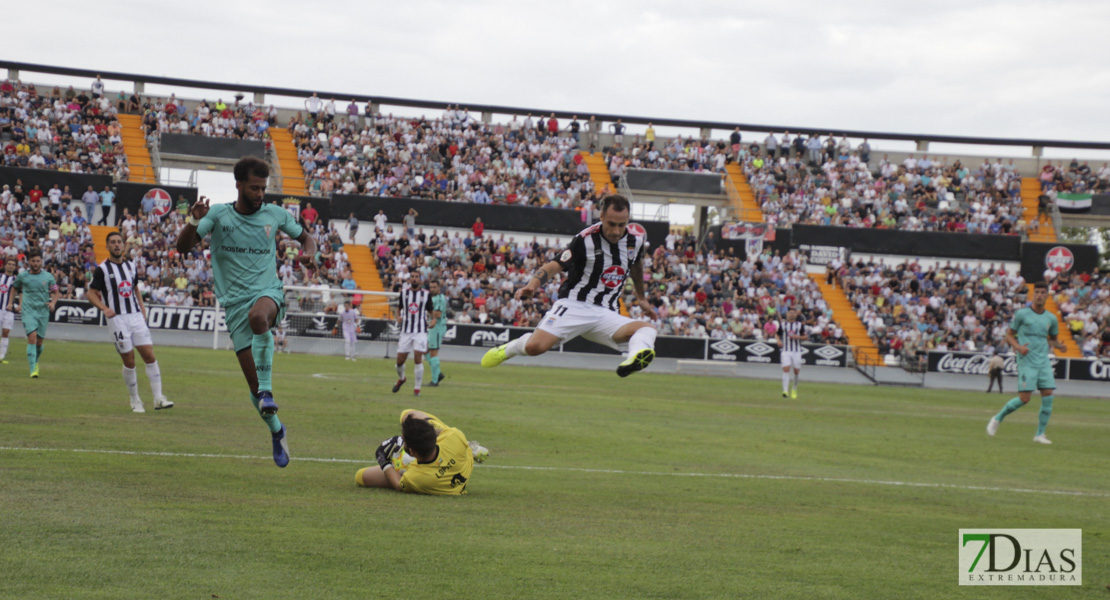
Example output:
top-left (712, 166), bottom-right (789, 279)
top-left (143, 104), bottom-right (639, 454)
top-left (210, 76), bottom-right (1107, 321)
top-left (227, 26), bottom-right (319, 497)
top-left (123, 366), bottom-right (140, 401)
top-left (414, 363), bottom-right (424, 391)
top-left (782, 371), bottom-right (791, 394)
top-left (0, 337), bottom-right (8, 360)
top-left (504, 333), bottom-right (532, 358)
top-left (792, 371), bottom-right (800, 391)
top-left (396, 362), bottom-right (405, 380)
top-left (345, 340), bottom-right (352, 358)
top-left (145, 361), bottom-right (163, 399)
top-left (627, 327), bottom-right (657, 356)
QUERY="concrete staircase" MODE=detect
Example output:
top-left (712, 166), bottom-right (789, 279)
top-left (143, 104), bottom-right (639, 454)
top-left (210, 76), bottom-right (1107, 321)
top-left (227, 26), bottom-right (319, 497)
top-left (89, 225), bottom-right (117, 263)
top-left (724, 163), bottom-right (763, 222)
top-left (580, 151), bottom-right (614, 197)
top-left (809, 273), bottom-right (882, 364)
top-left (1020, 177), bottom-right (1056, 243)
top-left (269, 128), bottom-right (307, 195)
top-left (116, 114), bottom-right (157, 184)
top-left (343, 244), bottom-right (391, 319)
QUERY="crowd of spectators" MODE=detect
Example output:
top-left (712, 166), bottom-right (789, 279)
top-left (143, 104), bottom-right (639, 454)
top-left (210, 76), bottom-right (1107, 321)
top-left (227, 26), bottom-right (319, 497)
top-left (1049, 269), bottom-right (1110, 359)
top-left (1, 179), bottom-right (97, 299)
top-left (368, 223), bottom-right (847, 343)
top-left (288, 108), bottom-right (601, 209)
top-left (140, 94), bottom-right (280, 142)
top-left (837, 258), bottom-right (1032, 361)
top-left (1, 79), bottom-right (130, 179)
top-left (3, 169), bottom-right (1108, 362)
top-left (597, 129), bottom-right (1062, 238)
top-left (1038, 159), bottom-right (1110, 194)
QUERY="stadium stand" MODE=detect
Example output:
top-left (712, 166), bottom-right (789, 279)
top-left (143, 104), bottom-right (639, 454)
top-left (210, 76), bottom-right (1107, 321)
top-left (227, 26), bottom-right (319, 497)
top-left (1, 80), bottom-right (130, 179)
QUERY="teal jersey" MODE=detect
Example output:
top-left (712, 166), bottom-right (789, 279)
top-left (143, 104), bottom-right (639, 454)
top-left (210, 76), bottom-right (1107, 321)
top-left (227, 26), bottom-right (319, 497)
top-left (14, 270), bottom-right (57, 312)
top-left (197, 203), bottom-right (303, 306)
top-left (430, 293), bottom-right (448, 332)
top-left (1010, 306), bottom-right (1059, 370)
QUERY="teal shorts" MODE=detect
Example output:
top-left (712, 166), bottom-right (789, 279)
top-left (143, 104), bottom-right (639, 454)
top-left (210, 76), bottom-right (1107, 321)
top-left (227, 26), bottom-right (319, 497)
top-left (427, 329), bottom-right (445, 350)
top-left (22, 310), bottom-right (49, 338)
top-left (224, 292), bottom-right (286, 353)
top-left (1017, 363), bottom-right (1055, 392)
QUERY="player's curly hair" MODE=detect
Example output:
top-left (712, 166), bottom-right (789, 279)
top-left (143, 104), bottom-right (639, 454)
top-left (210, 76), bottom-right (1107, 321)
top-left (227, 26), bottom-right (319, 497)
top-left (402, 414), bottom-right (437, 457)
top-left (233, 155), bottom-right (270, 182)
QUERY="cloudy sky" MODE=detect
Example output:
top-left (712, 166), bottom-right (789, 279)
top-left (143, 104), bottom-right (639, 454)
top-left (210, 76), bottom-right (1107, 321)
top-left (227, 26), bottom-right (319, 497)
top-left (7, 1), bottom-right (1109, 217)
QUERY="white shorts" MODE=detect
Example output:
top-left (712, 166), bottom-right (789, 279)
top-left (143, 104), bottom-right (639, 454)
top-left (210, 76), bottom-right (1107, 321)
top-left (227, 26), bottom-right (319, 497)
top-left (397, 332), bottom-right (428, 354)
top-left (343, 326), bottom-right (358, 342)
top-left (781, 350), bottom-right (803, 369)
top-left (0, 309), bottom-right (13, 331)
top-left (537, 299), bottom-right (635, 351)
top-left (108, 312), bottom-right (153, 354)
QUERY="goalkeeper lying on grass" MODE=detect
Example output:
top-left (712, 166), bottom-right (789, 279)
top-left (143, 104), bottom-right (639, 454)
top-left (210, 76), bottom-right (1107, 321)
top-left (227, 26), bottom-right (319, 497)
top-left (356, 409), bottom-right (488, 495)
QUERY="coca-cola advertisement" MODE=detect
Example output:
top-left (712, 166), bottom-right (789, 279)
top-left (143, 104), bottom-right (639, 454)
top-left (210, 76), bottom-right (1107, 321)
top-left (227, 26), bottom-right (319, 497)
top-left (1066, 359), bottom-right (1110, 382)
top-left (927, 351), bottom-right (1066, 379)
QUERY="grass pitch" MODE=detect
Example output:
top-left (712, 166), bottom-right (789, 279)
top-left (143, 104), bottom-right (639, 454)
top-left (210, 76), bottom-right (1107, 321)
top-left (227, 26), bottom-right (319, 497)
top-left (1, 338), bottom-right (1108, 599)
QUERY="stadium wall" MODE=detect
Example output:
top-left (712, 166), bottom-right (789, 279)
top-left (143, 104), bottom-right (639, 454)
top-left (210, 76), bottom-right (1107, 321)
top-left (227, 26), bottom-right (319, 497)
top-left (159, 134), bottom-right (266, 161)
top-left (251, 193), bottom-right (671, 244)
top-left (791, 224), bottom-right (1022, 261)
top-left (45, 300), bottom-right (850, 368)
top-left (42, 300), bottom-right (1110, 380)
top-left (115, 182), bottom-right (199, 222)
top-left (1020, 242), bottom-right (1101, 283)
top-left (927, 350), bottom-right (1110, 382)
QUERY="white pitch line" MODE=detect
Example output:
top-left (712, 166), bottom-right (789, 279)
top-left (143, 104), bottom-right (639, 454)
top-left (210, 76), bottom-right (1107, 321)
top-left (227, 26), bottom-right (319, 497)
top-left (1, 446), bottom-right (1107, 498)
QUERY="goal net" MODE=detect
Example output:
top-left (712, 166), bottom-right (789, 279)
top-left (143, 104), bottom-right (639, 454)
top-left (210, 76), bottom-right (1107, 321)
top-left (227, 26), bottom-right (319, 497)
top-left (278, 285), bottom-right (399, 359)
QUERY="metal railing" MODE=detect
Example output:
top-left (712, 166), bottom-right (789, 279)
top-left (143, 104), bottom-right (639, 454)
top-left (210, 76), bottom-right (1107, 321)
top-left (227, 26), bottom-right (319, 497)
top-left (148, 135), bottom-right (163, 184)
top-left (1050, 199), bottom-right (1064, 240)
top-left (723, 170), bottom-right (761, 222)
top-left (267, 140), bottom-right (284, 193)
top-left (617, 174), bottom-right (635, 204)
top-left (854, 347), bottom-right (878, 384)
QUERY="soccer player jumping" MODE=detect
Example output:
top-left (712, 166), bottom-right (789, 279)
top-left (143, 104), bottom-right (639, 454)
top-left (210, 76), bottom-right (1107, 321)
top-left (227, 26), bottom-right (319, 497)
top-left (482, 194), bottom-right (658, 377)
top-left (987, 282), bottom-right (1067, 444)
top-left (176, 156), bottom-right (316, 467)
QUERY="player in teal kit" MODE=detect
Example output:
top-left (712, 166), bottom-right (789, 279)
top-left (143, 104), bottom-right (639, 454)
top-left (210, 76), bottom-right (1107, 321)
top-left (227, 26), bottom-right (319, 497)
top-left (987, 281), bottom-right (1067, 444)
top-left (176, 156), bottom-right (317, 467)
top-left (426, 279), bottom-right (448, 386)
top-left (6, 250), bottom-right (59, 378)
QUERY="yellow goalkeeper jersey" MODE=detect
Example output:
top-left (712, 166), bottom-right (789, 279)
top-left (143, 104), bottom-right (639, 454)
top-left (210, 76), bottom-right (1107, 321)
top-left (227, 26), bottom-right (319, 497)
top-left (398, 410), bottom-right (474, 496)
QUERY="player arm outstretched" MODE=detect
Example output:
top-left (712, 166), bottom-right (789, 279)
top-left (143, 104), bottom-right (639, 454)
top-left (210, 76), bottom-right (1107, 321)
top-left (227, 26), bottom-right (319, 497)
top-left (515, 260), bottom-right (563, 300)
top-left (628, 260), bottom-right (656, 318)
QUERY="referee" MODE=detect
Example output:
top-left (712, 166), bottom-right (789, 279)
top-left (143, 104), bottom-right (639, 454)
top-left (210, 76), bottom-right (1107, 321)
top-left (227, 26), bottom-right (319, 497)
top-left (87, 231), bottom-right (173, 413)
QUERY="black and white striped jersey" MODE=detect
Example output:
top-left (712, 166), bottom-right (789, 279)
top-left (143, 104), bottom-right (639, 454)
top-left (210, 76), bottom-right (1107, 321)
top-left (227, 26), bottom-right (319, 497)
top-left (90, 259), bottom-right (141, 315)
top-left (555, 223), bottom-right (647, 312)
top-left (0, 272), bottom-right (15, 312)
top-left (779, 320), bottom-right (805, 353)
top-left (399, 288), bottom-right (430, 334)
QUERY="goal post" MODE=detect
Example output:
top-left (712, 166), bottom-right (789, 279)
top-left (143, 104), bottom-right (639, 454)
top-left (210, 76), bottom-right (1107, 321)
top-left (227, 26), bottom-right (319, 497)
top-left (279, 285), bottom-right (400, 359)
